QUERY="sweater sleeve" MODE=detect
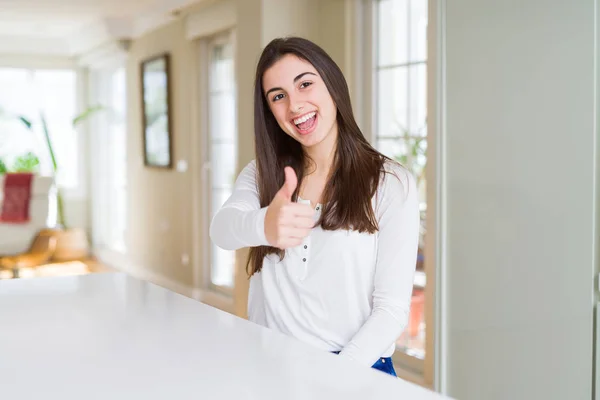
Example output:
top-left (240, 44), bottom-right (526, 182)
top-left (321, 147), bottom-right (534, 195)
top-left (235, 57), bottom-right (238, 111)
top-left (209, 160), bottom-right (270, 251)
top-left (339, 164), bottom-right (420, 366)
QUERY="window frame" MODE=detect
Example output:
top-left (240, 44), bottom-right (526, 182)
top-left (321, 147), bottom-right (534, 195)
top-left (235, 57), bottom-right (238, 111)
top-left (202, 30), bottom-right (238, 299)
top-left (88, 66), bottom-right (128, 254)
top-left (360, 0), bottom-right (439, 388)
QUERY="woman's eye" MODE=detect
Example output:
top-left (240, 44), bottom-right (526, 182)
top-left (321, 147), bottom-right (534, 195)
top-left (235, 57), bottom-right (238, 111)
top-left (300, 81), bottom-right (313, 89)
top-left (272, 93), bottom-right (284, 102)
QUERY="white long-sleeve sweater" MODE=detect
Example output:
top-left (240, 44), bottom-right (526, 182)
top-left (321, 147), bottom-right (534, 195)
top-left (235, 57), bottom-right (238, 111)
top-left (210, 160), bottom-right (420, 367)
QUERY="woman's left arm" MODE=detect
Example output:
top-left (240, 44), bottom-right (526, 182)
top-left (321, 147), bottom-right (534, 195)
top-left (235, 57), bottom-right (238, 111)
top-left (339, 166), bottom-right (420, 367)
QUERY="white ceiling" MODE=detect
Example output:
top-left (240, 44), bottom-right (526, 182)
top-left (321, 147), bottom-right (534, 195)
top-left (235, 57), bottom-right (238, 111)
top-left (0, 0), bottom-right (203, 55)
top-left (0, 0), bottom-right (159, 37)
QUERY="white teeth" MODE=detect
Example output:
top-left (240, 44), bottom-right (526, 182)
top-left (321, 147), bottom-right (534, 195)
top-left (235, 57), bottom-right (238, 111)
top-left (293, 112), bottom-right (316, 125)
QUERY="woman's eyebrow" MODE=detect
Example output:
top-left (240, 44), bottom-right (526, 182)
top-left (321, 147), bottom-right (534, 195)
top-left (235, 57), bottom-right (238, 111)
top-left (265, 72), bottom-right (317, 97)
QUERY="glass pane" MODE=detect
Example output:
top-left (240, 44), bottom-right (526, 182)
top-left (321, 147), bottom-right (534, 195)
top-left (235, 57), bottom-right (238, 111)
top-left (93, 67), bottom-right (128, 252)
top-left (116, 188), bottom-right (127, 233)
top-left (210, 43), bottom-right (234, 92)
top-left (408, 64), bottom-right (427, 134)
top-left (396, 286), bottom-right (425, 359)
top-left (377, 137), bottom-right (426, 209)
top-left (35, 70), bottom-right (77, 187)
top-left (0, 119), bottom-right (36, 168)
top-left (409, 0), bottom-right (428, 62)
top-left (207, 36), bottom-right (237, 291)
top-left (211, 243), bottom-right (235, 288)
top-left (110, 68), bottom-right (128, 188)
top-left (211, 188), bottom-right (231, 219)
top-left (210, 142), bottom-right (236, 188)
top-left (0, 68), bottom-right (33, 113)
top-left (210, 188), bottom-right (235, 288)
top-left (111, 68), bottom-right (127, 123)
top-left (0, 69), bottom-right (41, 173)
top-left (35, 70), bottom-right (76, 120)
top-left (377, 0), bottom-right (408, 66)
top-left (377, 67), bottom-right (408, 137)
top-left (377, 0), bottom-right (428, 362)
top-left (110, 187), bottom-right (127, 250)
top-left (0, 68), bottom-right (77, 185)
top-left (376, 138), bottom-right (406, 161)
top-left (209, 92), bottom-right (236, 141)
top-left (111, 128), bottom-right (127, 187)
top-left (376, 142), bottom-right (427, 359)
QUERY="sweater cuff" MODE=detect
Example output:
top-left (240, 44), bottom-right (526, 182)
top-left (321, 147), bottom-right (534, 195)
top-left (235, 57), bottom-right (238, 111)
top-left (252, 207), bottom-right (269, 246)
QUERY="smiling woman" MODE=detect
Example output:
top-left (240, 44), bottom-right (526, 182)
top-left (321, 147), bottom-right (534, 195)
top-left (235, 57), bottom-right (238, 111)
top-left (262, 59), bottom-right (337, 150)
top-left (210, 37), bottom-right (420, 377)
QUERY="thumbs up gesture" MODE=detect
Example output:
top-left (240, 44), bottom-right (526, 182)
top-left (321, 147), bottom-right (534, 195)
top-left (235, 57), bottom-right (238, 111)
top-left (264, 167), bottom-right (316, 249)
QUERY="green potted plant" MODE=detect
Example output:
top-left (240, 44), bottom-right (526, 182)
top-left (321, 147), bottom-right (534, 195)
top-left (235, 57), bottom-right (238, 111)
top-left (392, 123), bottom-right (427, 189)
top-left (0, 157), bottom-right (7, 174)
top-left (11, 152), bottom-right (40, 173)
top-left (12, 106), bottom-right (103, 260)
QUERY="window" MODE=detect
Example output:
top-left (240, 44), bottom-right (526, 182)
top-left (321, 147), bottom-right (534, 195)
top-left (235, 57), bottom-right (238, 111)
top-left (205, 33), bottom-right (237, 292)
top-left (373, 0), bottom-right (428, 364)
top-left (0, 68), bottom-right (78, 188)
top-left (105, 68), bottom-right (128, 251)
top-left (90, 67), bottom-right (127, 252)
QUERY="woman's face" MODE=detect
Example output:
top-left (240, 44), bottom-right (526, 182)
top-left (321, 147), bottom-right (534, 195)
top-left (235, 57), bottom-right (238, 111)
top-left (262, 54), bottom-right (338, 149)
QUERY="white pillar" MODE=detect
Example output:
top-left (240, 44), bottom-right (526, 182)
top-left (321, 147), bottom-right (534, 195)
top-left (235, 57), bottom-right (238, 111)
top-left (442, 0), bottom-right (596, 399)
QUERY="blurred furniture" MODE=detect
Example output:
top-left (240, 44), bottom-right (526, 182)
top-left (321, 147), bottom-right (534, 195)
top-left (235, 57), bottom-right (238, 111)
top-left (0, 175), bottom-right (53, 255)
top-left (0, 229), bottom-right (57, 278)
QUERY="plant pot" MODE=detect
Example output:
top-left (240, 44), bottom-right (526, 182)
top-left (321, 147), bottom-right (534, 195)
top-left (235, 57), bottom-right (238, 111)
top-left (49, 228), bottom-right (90, 261)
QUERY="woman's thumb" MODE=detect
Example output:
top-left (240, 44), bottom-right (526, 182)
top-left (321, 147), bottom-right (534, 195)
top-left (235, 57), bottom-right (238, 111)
top-left (279, 166), bottom-right (297, 201)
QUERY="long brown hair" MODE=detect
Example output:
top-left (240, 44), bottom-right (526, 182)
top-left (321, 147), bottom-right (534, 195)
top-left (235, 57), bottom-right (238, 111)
top-left (248, 36), bottom-right (390, 276)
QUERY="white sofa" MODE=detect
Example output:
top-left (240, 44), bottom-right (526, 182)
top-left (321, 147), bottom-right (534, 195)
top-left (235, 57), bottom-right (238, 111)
top-left (0, 175), bottom-right (53, 255)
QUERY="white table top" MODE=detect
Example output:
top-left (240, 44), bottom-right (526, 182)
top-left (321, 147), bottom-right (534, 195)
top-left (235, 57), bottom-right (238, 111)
top-left (0, 273), bottom-right (450, 399)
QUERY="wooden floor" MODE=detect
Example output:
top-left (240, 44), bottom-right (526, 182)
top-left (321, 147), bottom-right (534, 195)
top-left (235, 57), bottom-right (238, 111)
top-left (0, 257), bottom-right (115, 280)
top-left (82, 258), bottom-right (116, 273)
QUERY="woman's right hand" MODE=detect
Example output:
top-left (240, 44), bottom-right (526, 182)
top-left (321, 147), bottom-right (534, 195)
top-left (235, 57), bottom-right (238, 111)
top-left (264, 167), bottom-right (316, 249)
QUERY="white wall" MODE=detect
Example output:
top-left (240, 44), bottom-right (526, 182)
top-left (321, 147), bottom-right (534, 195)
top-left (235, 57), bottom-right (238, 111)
top-left (443, 0), bottom-right (596, 399)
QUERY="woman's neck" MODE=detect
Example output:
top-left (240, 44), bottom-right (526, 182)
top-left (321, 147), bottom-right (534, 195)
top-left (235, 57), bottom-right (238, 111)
top-left (303, 128), bottom-right (338, 177)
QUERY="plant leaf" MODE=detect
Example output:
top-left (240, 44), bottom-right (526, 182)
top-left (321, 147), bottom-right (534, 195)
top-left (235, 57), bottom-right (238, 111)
top-left (72, 105), bottom-right (104, 127)
top-left (18, 116), bottom-right (32, 130)
top-left (11, 151), bottom-right (39, 173)
top-left (39, 112), bottom-right (58, 172)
